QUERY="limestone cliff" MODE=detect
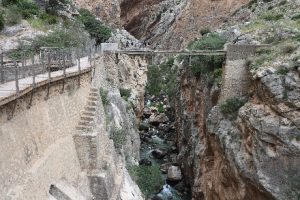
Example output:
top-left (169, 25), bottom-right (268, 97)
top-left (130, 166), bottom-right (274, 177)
top-left (174, 0), bottom-right (300, 199)
top-left (74, 0), bottom-right (250, 49)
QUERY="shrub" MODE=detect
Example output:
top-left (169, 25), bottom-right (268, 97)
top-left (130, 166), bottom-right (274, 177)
top-left (190, 33), bottom-right (226, 50)
top-left (278, 0), bottom-right (287, 6)
top-left (0, 13), bottom-right (4, 31)
top-left (281, 43), bottom-right (297, 54)
top-left (200, 27), bottom-right (211, 36)
top-left (1, 0), bottom-right (19, 6)
top-left (6, 5), bottom-right (22, 25)
top-left (261, 13), bottom-right (284, 21)
top-left (276, 67), bottom-right (289, 75)
top-left (189, 33), bottom-right (226, 77)
top-left (291, 13), bottom-right (300, 20)
top-left (78, 8), bottom-right (111, 44)
top-left (39, 13), bottom-right (58, 25)
top-left (157, 103), bottom-right (164, 113)
top-left (220, 97), bottom-right (246, 118)
top-left (146, 65), bottom-right (163, 95)
top-left (19, 1), bottom-right (39, 19)
top-left (119, 88), bottom-right (131, 101)
top-left (128, 164), bottom-right (164, 197)
top-left (2, 0), bottom-right (39, 19)
top-left (256, 47), bottom-right (272, 55)
top-left (110, 127), bottom-right (125, 151)
top-left (100, 88), bottom-right (109, 106)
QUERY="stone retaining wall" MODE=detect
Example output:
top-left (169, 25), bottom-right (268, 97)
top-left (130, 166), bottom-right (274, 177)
top-left (0, 71), bottom-right (92, 199)
top-left (220, 44), bottom-right (261, 101)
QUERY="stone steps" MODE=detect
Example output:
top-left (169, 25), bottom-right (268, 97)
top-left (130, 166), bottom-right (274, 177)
top-left (87, 101), bottom-right (97, 107)
top-left (84, 106), bottom-right (96, 112)
top-left (74, 87), bottom-right (99, 170)
top-left (49, 180), bottom-right (86, 200)
top-left (73, 132), bottom-right (98, 170)
top-left (76, 125), bottom-right (93, 132)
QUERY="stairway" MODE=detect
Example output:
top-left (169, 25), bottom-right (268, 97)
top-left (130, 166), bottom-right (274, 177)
top-left (49, 180), bottom-right (86, 200)
top-left (73, 87), bottom-right (99, 171)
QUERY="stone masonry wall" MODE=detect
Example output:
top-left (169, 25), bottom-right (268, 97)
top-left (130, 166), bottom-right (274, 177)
top-left (0, 72), bottom-right (92, 199)
top-left (220, 44), bottom-right (258, 101)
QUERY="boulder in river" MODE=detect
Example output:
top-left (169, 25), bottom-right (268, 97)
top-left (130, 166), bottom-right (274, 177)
top-left (139, 122), bottom-right (150, 131)
top-left (143, 107), bottom-right (152, 118)
top-left (160, 162), bottom-right (173, 173)
top-left (139, 158), bottom-right (152, 166)
top-left (167, 166), bottom-right (182, 181)
top-left (151, 148), bottom-right (167, 159)
top-left (149, 113), bottom-right (169, 125)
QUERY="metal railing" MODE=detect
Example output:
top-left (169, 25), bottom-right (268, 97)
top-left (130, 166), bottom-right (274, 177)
top-left (0, 42), bottom-right (100, 104)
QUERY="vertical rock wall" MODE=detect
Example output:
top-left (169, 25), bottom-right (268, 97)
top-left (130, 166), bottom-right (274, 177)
top-left (175, 48), bottom-right (300, 200)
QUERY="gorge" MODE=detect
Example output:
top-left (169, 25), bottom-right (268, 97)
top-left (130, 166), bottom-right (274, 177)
top-left (0, 0), bottom-right (299, 199)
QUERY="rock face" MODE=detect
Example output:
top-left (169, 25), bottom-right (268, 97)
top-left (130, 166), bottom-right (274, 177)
top-left (74, 0), bottom-right (250, 49)
top-left (174, 46), bottom-right (300, 200)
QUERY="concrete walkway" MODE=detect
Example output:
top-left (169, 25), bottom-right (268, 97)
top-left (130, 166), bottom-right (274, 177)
top-left (0, 57), bottom-right (92, 106)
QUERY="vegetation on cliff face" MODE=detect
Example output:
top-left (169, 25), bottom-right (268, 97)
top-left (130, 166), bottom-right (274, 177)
top-left (128, 164), bottom-right (164, 198)
top-left (188, 33), bottom-right (226, 77)
top-left (77, 8), bottom-right (111, 44)
top-left (146, 58), bottom-right (178, 97)
top-left (1, 0), bottom-right (111, 57)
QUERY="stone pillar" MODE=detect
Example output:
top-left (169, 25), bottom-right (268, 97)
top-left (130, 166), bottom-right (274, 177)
top-left (219, 44), bottom-right (258, 102)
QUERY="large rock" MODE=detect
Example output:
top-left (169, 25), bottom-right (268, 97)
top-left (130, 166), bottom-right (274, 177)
top-left (151, 148), bottom-right (167, 159)
top-left (160, 162), bottom-right (172, 173)
top-left (167, 166), bottom-right (182, 181)
top-left (149, 113), bottom-right (169, 125)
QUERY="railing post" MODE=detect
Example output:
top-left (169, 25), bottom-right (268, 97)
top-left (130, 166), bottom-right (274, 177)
top-left (189, 55), bottom-right (192, 66)
top-left (45, 51), bottom-right (51, 100)
top-left (77, 48), bottom-right (81, 87)
top-left (31, 54), bottom-right (35, 87)
top-left (1, 53), bottom-right (4, 83)
top-left (77, 48), bottom-right (81, 72)
top-left (14, 60), bottom-right (19, 96)
top-left (61, 50), bottom-right (66, 93)
top-left (41, 50), bottom-right (46, 73)
top-left (48, 52), bottom-right (51, 79)
top-left (21, 53), bottom-right (25, 78)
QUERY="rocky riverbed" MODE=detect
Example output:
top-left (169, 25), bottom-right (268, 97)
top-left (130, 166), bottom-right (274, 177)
top-left (138, 93), bottom-right (191, 200)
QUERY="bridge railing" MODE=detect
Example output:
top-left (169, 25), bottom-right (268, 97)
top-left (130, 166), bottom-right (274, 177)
top-left (0, 42), bottom-right (101, 104)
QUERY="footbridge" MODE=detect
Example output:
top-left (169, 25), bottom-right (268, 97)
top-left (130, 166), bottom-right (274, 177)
top-left (0, 43), bottom-right (265, 108)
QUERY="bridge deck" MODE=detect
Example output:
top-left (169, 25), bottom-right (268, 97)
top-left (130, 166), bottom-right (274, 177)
top-left (0, 57), bottom-right (92, 107)
top-left (113, 50), bottom-right (226, 56)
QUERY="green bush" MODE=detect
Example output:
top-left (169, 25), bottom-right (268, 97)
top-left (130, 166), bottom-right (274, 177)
top-left (39, 13), bottom-right (58, 25)
top-left (0, 13), bottom-right (4, 30)
top-left (128, 164), bottom-right (164, 197)
top-left (291, 13), bottom-right (300, 20)
top-left (78, 8), bottom-right (111, 44)
top-left (110, 128), bottom-right (125, 151)
top-left (6, 5), bottom-right (22, 25)
top-left (190, 33), bottom-right (226, 50)
top-left (146, 65), bottom-right (163, 95)
top-left (2, 0), bottom-right (39, 19)
top-left (261, 13), bottom-right (284, 21)
top-left (281, 43), bottom-right (297, 54)
top-left (119, 88), bottom-right (131, 101)
top-left (19, 1), bottom-right (39, 19)
top-left (100, 88), bottom-right (109, 106)
top-left (220, 97), bottom-right (246, 118)
top-left (278, 0), bottom-right (287, 6)
top-left (188, 33), bottom-right (225, 77)
top-left (1, 0), bottom-right (19, 6)
top-left (157, 103), bottom-right (165, 113)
